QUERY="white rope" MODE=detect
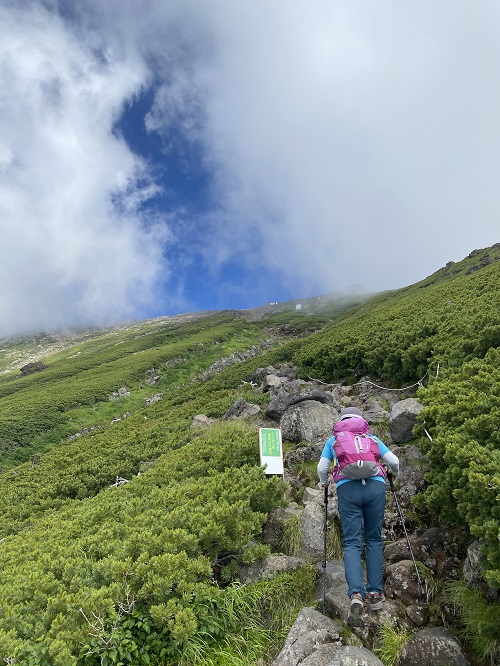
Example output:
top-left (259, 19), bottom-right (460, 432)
top-left (307, 370), bottom-right (429, 392)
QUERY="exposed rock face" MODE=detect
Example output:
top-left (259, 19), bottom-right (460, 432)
top-left (398, 627), bottom-right (471, 666)
top-left (386, 444), bottom-right (429, 523)
top-left (385, 560), bottom-right (423, 606)
top-left (245, 364), bottom-right (295, 388)
top-left (388, 398), bottom-right (423, 443)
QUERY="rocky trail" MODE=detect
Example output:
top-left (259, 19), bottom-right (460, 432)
top-left (198, 363), bottom-right (487, 665)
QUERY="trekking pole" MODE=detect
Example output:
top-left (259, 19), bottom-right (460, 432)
top-left (322, 482), bottom-right (328, 615)
top-left (387, 473), bottom-right (425, 597)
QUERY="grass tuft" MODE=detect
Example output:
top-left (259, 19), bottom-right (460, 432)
top-left (373, 619), bottom-right (413, 666)
top-left (281, 514), bottom-right (303, 556)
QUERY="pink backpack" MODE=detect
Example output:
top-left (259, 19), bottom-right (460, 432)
top-left (332, 417), bottom-right (385, 482)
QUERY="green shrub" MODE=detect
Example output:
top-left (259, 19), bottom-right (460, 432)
top-left (446, 581), bottom-right (500, 664)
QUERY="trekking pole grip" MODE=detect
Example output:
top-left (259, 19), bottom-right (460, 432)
top-left (388, 471), bottom-right (395, 493)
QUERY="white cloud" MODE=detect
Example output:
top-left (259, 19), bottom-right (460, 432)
top-left (0, 2), bottom-right (167, 336)
top-left (187, 0), bottom-right (500, 293)
top-left (1, 1), bottom-right (500, 335)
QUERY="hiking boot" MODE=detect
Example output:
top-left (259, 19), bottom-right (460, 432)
top-left (368, 592), bottom-right (385, 611)
top-left (347, 592), bottom-right (364, 627)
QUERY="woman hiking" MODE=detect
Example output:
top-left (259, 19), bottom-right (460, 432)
top-left (317, 406), bottom-right (399, 627)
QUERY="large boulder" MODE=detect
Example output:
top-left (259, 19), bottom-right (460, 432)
top-left (267, 385), bottom-right (333, 420)
top-left (388, 398), bottom-right (423, 443)
top-left (280, 401), bottom-right (338, 444)
top-left (191, 414), bottom-right (214, 427)
top-left (398, 627), bottom-right (470, 666)
top-left (271, 607), bottom-right (385, 666)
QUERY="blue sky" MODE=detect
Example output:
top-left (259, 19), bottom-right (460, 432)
top-left (1, 0), bottom-right (500, 336)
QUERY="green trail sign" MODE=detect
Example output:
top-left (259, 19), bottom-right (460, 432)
top-left (259, 427), bottom-right (284, 477)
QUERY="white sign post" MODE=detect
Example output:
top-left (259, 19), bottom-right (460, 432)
top-left (259, 427), bottom-right (284, 478)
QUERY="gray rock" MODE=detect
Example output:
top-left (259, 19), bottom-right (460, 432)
top-left (388, 398), bottom-right (423, 443)
top-left (354, 376), bottom-right (412, 404)
top-left (303, 487), bottom-right (323, 503)
top-left (238, 555), bottom-right (304, 584)
top-left (398, 627), bottom-right (470, 666)
top-left (405, 602), bottom-right (428, 626)
top-left (271, 607), bottom-right (342, 666)
top-left (264, 374), bottom-right (288, 391)
top-left (362, 398), bottom-right (390, 424)
top-left (272, 608), bottom-right (383, 666)
top-left (222, 398), bottom-right (261, 420)
top-left (463, 540), bottom-right (485, 590)
top-left (321, 560), bottom-right (350, 621)
top-left (301, 645), bottom-right (385, 666)
top-left (245, 365), bottom-right (296, 390)
top-left (144, 368), bottom-right (162, 385)
top-left (463, 540), bottom-right (499, 601)
top-left (280, 401), bottom-right (338, 444)
top-left (191, 414), bottom-right (214, 427)
top-left (385, 560), bottom-right (422, 606)
top-left (262, 505), bottom-right (302, 552)
top-left (299, 500), bottom-right (325, 561)
top-left (267, 385), bottom-right (334, 420)
top-left (387, 444), bottom-right (428, 515)
top-left (284, 442), bottom-right (324, 466)
top-left (109, 386), bottom-right (131, 400)
top-left (145, 393), bottom-right (163, 406)
top-left (420, 526), bottom-right (448, 552)
top-left (384, 538), bottom-right (431, 568)
top-left (319, 561), bottom-right (408, 645)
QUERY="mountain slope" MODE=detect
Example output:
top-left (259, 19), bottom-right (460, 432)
top-left (0, 244), bottom-right (499, 664)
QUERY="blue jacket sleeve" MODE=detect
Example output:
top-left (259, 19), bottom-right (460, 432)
top-left (321, 436), bottom-right (335, 460)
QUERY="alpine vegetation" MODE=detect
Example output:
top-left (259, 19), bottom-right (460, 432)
top-left (0, 245), bottom-right (499, 664)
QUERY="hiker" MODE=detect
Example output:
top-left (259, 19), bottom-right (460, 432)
top-left (317, 406), bottom-right (399, 627)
